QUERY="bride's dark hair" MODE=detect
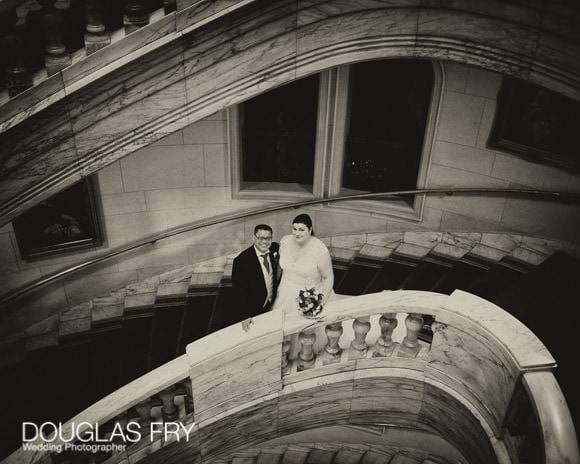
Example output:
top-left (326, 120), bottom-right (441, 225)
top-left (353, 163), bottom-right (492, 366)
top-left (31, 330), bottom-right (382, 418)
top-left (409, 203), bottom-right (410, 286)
top-left (292, 213), bottom-right (314, 236)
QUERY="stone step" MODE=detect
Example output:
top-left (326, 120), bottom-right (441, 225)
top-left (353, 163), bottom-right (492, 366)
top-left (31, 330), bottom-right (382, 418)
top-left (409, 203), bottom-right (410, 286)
top-left (11, 232), bottom-right (575, 360)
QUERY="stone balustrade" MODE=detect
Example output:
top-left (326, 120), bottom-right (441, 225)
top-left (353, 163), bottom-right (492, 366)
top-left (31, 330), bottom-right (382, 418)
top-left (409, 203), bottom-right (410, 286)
top-left (3, 290), bottom-right (577, 464)
top-left (285, 312), bottom-right (430, 374)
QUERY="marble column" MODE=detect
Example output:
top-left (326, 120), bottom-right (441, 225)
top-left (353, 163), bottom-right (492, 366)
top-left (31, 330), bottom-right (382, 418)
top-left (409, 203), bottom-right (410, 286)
top-left (321, 322), bottom-right (343, 365)
top-left (373, 312), bottom-right (398, 357)
top-left (398, 313), bottom-right (424, 358)
top-left (281, 338), bottom-right (291, 374)
top-left (163, 0), bottom-right (177, 14)
top-left (183, 379), bottom-right (194, 414)
top-left (159, 386), bottom-right (179, 422)
top-left (84, 0), bottom-right (110, 54)
top-left (124, 0), bottom-right (149, 34)
top-left (4, 25), bottom-right (32, 97)
top-left (349, 318), bottom-right (371, 359)
top-left (135, 398), bottom-right (152, 429)
top-left (298, 331), bottom-right (316, 371)
top-left (43, 2), bottom-right (71, 75)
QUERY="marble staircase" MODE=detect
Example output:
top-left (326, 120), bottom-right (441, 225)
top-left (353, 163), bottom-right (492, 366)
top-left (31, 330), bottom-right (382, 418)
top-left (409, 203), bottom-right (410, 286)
top-left (1, 232), bottom-right (579, 462)
top-left (213, 442), bottom-right (452, 464)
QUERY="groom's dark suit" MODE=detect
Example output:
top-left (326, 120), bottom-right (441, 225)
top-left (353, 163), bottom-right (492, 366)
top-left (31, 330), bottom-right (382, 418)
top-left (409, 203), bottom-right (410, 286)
top-left (231, 242), bottom-right (280, 320)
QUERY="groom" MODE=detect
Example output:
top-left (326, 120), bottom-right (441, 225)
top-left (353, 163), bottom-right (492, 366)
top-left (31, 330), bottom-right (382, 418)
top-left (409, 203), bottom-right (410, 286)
top-left (231, 224), bottom-right (279, 323)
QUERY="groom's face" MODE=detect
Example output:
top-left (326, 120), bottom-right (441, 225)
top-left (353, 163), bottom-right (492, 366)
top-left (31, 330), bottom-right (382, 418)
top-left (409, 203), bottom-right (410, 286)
top-left (253, 229), bottom-right (273, 253)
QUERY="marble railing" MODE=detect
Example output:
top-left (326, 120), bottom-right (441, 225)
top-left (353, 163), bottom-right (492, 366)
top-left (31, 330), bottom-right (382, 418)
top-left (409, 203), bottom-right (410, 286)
top-left (3, 290), bottom-right (578, 464)
top-left (282, 312), bottom-right (431, 375)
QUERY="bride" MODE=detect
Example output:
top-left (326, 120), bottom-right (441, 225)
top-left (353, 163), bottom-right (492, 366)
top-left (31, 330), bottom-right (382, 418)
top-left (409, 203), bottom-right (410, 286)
top-left (272, 214), bottom-right (335, 316)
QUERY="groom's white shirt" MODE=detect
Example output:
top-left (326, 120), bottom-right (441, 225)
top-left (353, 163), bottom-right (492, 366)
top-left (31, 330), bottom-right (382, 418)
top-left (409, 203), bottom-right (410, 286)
top-left (254, 245), bottom-right (273, 305)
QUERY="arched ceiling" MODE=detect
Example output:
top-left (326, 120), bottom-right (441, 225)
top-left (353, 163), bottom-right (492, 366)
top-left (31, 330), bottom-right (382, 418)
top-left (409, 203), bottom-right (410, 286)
top-left (0, 0), bottom-right (579, 225)
top-left (135, 375), bottom-right (497, 464)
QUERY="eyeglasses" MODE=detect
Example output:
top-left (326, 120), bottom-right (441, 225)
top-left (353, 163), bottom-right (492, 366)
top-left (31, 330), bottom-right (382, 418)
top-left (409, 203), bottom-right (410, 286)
top-left (255, 235), bottom-right (272, 242)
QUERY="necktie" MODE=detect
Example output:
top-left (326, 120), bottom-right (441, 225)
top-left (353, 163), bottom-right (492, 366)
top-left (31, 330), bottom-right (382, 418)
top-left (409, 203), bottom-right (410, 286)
top-left (261, 253), bottom-right (271, 273)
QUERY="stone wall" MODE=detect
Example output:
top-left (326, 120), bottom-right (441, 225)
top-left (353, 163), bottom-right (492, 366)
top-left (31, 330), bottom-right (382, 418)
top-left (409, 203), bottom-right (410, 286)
top-left (1, 61), bottom-right (579, 332)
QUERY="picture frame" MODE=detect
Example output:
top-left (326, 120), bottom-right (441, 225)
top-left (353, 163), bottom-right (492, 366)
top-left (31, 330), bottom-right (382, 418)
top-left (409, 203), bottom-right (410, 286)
top-left (489, 76), bottom-right (580, 173)
top-left (12, 177), bottom-right (103, 260)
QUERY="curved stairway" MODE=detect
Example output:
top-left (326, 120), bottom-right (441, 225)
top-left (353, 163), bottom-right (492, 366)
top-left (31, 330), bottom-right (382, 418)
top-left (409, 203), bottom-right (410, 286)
top-left (1, 232), bottom-right (579, 462)
top-left (209, 439), bottom-right (455, 464)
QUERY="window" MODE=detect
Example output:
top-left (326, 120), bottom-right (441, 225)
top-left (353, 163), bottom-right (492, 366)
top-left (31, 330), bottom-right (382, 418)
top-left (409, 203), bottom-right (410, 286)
top-left (229, 59), bottom-right (441, 219)
top-left (241, 75), bottom-right (319, 189)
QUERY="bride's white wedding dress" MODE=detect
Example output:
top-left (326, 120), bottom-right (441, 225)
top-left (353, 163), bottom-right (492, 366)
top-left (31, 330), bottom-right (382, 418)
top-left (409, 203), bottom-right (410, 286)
top-left (272, 235), bottom-right (336, 316)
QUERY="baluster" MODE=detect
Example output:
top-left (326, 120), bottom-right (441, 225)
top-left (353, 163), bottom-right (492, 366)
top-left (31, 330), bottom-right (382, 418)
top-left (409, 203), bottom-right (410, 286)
top-left (135, 398), bottom-right (152, 429)
top-left (281, 338), bottom-right (291, 374)
top-left (124, 0), bottom-right (149, 34)
top-left (159, 386), bottom-right (179, 422)
top-left (373, 312), bottom-right (398, 357)
top-left (349, 318), bottom-right (371, 359)
top-left (84, 0), bottom-right (110, 54)
top-left (297, 331), bottom-right (316, 371)
top-left (43, 2), bottom-right (71, 75)
top-left (183, 379), bottom-right (194, 414)
top-left (163, 0), bottom-right (177, 14)
top-left (4, 26), bottom-right (32, 97)
top-left (397, 313), bottom-right (424, 358)
top-left (321, 322), bottom-right (343, 364)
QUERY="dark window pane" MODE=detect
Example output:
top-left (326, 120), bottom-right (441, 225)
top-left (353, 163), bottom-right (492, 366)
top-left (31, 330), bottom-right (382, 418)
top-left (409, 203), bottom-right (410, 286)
top-left (343, 60), bottom-right (433, 199)
top-left (241, 75), bottom-right (319, 187)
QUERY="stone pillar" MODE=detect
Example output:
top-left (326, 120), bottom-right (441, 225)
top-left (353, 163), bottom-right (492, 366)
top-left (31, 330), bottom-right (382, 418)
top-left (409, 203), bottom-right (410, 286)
top-left (124, 0), bottom-right (149, 34)
top-left (321, 322), bottom-right (343, 364)
top-left (163, 0), bottom-right (177, 14)
top-left (84, 0), bottom-right (110, 54)
top-left (281, 338), bottom-right (291, 374)
top-left (297, 331), bottom-right (316, 370)
top-left (183, 379), bottom-right (194, 414)
top-left (398, 313), bottom-right (424, 358)
top-left (349, 318), bottom-right (371, 359)
top-left (4, 26), bottom-right (32, 97)
top-left (159, 386), bottom-right (179, 422)
top-left (135, 398), bottom-right (152, 428)
top-left (43, 2), bottom-right (71, 75)
top-left (373, 312), bottom-right (398, 357)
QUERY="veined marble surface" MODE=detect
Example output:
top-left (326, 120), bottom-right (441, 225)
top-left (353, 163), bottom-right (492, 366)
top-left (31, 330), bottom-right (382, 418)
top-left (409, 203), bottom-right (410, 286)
top-left (7, 286), bottom-right (567, 464)
top-left (2, 0), bottom-right (580, 225)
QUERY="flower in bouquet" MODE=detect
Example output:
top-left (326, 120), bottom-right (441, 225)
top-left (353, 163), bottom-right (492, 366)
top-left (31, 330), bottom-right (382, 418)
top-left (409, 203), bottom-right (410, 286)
top-left (297, 287), bottom-right (324, 317)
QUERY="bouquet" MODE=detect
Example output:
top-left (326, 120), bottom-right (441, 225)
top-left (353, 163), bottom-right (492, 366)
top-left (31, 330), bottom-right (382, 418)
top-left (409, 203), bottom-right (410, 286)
top-left (297, 288), bottom-right (324, 318)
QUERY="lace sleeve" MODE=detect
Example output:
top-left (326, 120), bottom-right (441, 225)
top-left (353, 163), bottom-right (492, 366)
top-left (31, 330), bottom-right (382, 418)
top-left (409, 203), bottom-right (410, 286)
top-left (315, 240), bottom-right (334, 305)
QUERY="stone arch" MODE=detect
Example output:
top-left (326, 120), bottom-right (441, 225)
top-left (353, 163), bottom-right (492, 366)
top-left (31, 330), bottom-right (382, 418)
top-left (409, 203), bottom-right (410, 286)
top-left (1, 0), bottom-right (579, 223)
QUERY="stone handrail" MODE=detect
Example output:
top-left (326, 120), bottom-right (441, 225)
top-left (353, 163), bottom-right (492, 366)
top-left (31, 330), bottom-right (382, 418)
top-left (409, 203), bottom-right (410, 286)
top-left (523, 371), bottom-right (580, 464)
top-left (3, 290), bottom-right (578, 464)
top-left (0, 0), bottom-right (255, 133)
top-left (2, 187), bottom-right (578, 309)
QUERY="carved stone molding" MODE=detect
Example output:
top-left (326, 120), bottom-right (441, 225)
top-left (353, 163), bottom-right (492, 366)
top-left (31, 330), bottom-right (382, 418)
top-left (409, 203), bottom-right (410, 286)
top-left (1, 0), bottom-right (580, 225)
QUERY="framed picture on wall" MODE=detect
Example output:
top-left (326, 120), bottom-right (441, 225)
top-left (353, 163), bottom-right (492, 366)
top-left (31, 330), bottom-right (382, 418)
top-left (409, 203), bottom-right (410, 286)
top-left (489, 76), bottom-right (580, 172)
top-left (13, 177), bottom-right (103, 260)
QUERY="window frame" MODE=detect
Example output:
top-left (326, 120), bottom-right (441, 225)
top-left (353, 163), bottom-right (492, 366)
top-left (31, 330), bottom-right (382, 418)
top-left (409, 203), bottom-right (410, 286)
top-left (228, 60), bottom-right (443, 221)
